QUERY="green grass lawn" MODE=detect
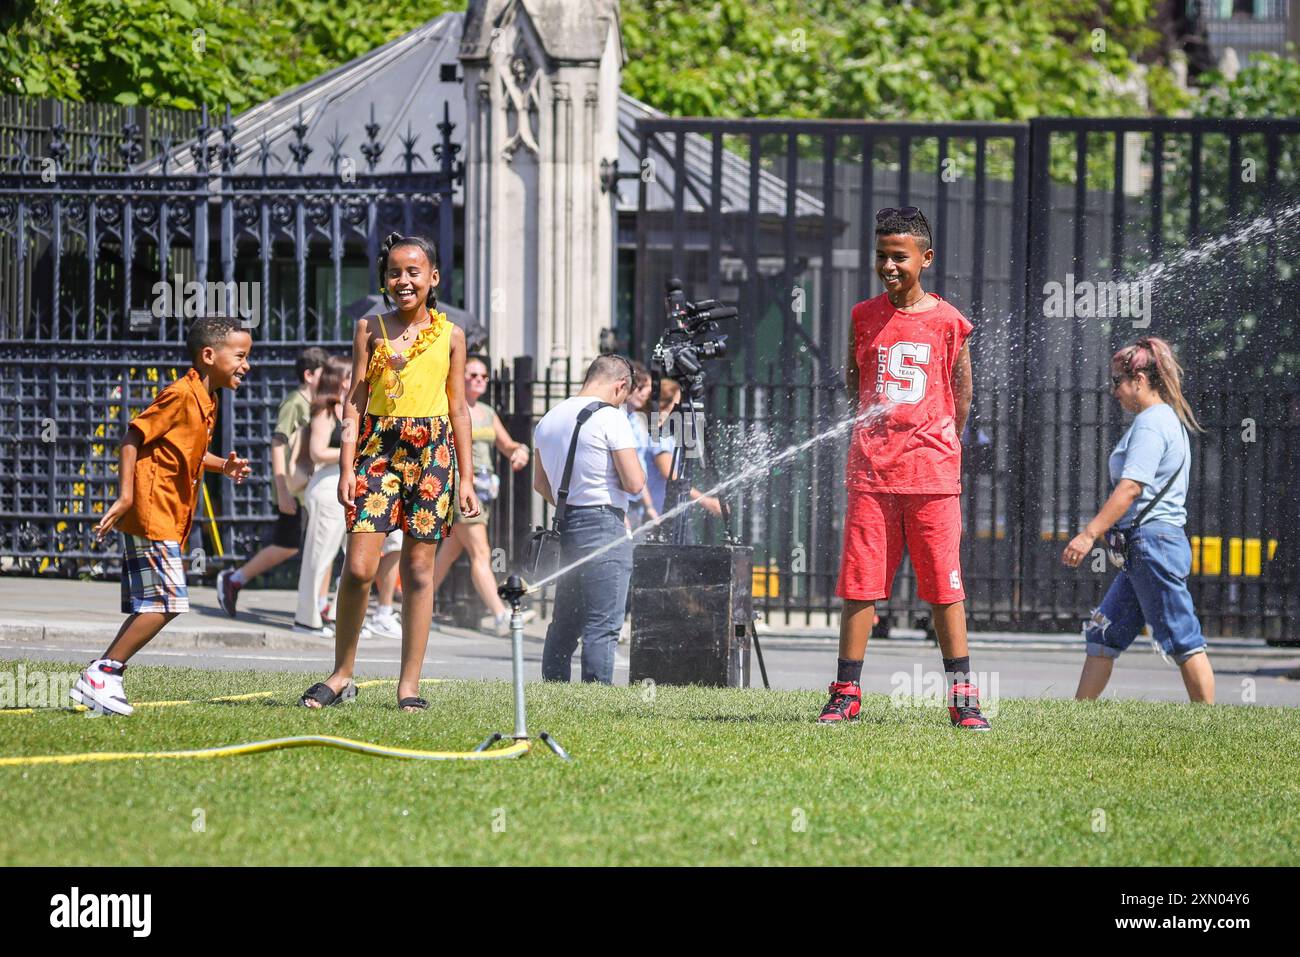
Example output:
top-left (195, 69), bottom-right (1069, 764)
top-left (1, 659), bottom-right (1297, 866)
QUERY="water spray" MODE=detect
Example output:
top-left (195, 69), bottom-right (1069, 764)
top-left (523, 400), bottom-right (893, 597)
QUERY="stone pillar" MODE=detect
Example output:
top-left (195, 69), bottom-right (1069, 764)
top-left (459, 0), bottom-right (623, 377)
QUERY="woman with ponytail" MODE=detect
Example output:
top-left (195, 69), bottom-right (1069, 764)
top-left (1061, 336), bottom-right (1215, 703)
top-left (299, 233), bottom-right (479, 711)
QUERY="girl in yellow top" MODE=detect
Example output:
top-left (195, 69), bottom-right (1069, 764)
top-left (301, 233), bottom-right (479, 711)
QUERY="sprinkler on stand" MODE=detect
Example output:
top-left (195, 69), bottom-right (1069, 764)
top-left (473, 574), bottom-right (571, 761)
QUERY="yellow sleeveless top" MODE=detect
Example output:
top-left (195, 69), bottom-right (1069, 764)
top-left (364, 310), bottom-right (451, 417)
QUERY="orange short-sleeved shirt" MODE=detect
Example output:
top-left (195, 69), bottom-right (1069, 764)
top-left (115, 368), bottom-right (217, 543)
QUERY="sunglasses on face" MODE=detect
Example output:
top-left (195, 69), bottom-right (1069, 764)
top-left (467, 372), bottom-right (488, 380)
top-left (876, 206), bottom-right (924, 222)
top-left (1110, 374), bottom-right (1126, 389)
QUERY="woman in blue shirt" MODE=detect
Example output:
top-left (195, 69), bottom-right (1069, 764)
top-left (1061, 337), bottom-right (1215, 703)
top-left (625, 362), bottom-right (660, 528)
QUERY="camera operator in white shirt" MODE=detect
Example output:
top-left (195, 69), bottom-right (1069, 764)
top-left (533, 355), bottom-right (646, 683)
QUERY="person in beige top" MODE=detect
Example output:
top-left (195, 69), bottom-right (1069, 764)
top-left (430, 355), bottom-right (532, 634)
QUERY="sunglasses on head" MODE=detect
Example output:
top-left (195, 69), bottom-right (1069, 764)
top-left (876, 206), bottom-right (924, 222)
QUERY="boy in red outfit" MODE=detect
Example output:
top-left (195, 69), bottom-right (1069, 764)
top-left (819, 207), bottom-right (990, 730)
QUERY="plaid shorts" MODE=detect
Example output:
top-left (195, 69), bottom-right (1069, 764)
top-left (120, 534), bottom-right (190, 614)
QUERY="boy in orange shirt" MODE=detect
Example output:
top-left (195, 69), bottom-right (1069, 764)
top-left (72, 316), bottom-right (253, 715)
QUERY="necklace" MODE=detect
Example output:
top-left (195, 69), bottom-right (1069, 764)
top-left (394, 311), bottom-right (430, 342)
top-left (378, 308), bottom-right (439, 402)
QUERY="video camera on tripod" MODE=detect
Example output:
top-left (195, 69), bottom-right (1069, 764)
top-left (630, 279), bottom-right (766, 690)
top-left (651, 279), bottom-right (736, 383)
top-left (645, 278), bottom-right (738, 546)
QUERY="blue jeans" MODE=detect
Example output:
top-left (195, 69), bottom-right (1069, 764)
top-left (541, 507), bottom-right (633, 684)
top-left (1084, 521), bottom-right (1207, 664)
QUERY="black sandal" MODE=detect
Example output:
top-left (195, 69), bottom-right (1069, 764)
top-left (299, 680), bottom-right (357, 708)
top-left (398, 696), bottom-right (428, 712)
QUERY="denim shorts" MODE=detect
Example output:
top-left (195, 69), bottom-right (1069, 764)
top-left (1083, 521), bottom-right (1207, 664)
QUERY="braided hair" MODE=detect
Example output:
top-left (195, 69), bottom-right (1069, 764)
top-left (378, 232), bottom-right (440, 311)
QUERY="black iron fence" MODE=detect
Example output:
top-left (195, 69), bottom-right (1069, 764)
top-left (474, 359), bottom-right (1298, 639)
top-left (0, 95), bottom-right (466, 593)
top-left (634, 115), bottom-right (1300, 638)
top-left (0, 94), bottom-right (199, 174)
top-left (2, 102), bottom-right (1298, 639)
top-left (0, 101), bottom-right (462, 343)
top-left (1, 340), bottom-right (1295, 639)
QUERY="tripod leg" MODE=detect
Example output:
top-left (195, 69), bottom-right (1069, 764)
top-left (474, 732), bottom-right (503, 752)
top-left (749, 620), bottom-right (770, 690)
top-left (538, 732), bottom-right (572, 762)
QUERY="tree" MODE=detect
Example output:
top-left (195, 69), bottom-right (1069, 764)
top-left (4, 0), bottom-right (1187, 119)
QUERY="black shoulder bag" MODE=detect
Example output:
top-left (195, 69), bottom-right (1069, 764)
top-left (1104, 426), bottom-right (1188, 570)
top-left (526, 401), bottom-right (610, 582)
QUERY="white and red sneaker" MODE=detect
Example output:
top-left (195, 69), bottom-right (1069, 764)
top-left (69, 659), bottom-right (134, 716)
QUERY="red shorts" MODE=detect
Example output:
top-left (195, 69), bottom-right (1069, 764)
top-left (836, 490), bottom-right (965, 604)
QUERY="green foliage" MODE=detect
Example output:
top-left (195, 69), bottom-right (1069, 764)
top-left (621, 0), bottom-right (1169, 121)
top-left (3, 0), bottom-right (1292, 124)
top-left (0, 0), bottom-right (462, 110)
top-left (1194, 49), bottom-right (1300, 119)
top-left (0, 0), bottom-right (1214, 122)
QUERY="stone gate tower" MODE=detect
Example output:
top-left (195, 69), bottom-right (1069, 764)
top-left (459, 0), bottom-right (623, 375)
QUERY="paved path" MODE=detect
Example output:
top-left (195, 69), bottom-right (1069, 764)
top-left (2, 579), bottom-right (1298, 706)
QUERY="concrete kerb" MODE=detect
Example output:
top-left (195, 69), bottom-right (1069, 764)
top-left (0, 619), bottom-right (326, 651)
top-left (3, 617), bottom-right (1294, 660)
top-left (0, 578), bottom-right (1293, 659)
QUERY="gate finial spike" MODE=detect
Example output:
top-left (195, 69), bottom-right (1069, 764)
top-left (362, 102), bottom-right (383, 172)
top-left (289, 104), bottom-right (313, 172)
top-left (399, 122), bottom-right (424, 173)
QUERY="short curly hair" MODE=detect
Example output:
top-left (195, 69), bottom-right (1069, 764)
top-left (875, 211), bottom-right (932, 253)
top-left (186, 316), bottom-right (244, 364)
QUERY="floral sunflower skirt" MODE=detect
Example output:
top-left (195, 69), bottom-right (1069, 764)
top-left (346, 414), bottom-right (456, 541)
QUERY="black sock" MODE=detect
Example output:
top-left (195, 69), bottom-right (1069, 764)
top-left (836, 657), bottom-right (863, 684)
top-left (943, 656), bottom-right (971, 688)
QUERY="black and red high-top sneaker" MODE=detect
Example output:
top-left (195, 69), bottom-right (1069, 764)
top-left (948, 681), bottom-right (991, 731)
top-left (817, 680), bottom-right (862, 723)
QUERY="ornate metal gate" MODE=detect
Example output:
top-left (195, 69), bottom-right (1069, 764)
top-left (0, 100), bottom-right (464, 574)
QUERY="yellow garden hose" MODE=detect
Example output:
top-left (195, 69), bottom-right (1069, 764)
top-left (0, 678), bottom-right (533, 766)
top-left (0, 583), bottom-right (571, 766)
top-left (0, 734), bottom-right (530, 767)
top-left (0, 678), bottom-right (440, 717)
top-left (0, 688), bottom-right (277, 717)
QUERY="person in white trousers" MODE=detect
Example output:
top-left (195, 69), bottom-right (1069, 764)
top-left (294, 356), bottom-right (356, 635)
